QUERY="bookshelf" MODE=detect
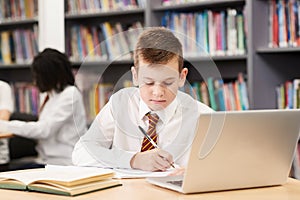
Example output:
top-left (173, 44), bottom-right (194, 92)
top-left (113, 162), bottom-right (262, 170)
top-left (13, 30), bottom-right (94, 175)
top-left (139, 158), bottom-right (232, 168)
top-left (65, 0), bottom-right (249, 120)
top-left (0, 0), bottom-right (298, 178)
top-left (249, 0), bottom-right (300, 109)
top-left (0, 0), bottom-right (39, 117)
top-left (63, 0), bottom-right (300, 177)
top-left (250, 0), bottom-right (300, 178)
top-left (1, 0), bottom-right (299, 114)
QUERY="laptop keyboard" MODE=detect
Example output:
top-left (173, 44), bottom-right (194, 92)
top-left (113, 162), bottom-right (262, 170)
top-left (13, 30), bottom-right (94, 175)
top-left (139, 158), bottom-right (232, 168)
top-left (167, 180), bottom-right (183, 187)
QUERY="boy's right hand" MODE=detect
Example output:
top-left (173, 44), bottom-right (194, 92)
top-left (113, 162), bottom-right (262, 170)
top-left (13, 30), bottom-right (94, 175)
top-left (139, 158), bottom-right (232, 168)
top-left (130, 148), bottom-right (174, 171)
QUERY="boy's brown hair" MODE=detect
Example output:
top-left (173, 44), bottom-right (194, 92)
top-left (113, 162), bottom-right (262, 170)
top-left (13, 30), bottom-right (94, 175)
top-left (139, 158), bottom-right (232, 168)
top-left (134, 27), bottom-right (183, 71)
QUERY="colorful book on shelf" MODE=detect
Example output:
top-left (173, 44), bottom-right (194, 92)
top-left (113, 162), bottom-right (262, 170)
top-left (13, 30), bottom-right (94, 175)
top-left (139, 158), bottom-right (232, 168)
top-left (214, 79), bottom-right (226, 111)
top-left (191, 82), bottom-right (201, 101)
top-left (276, 83), bottom-right (285, 109)
top-left (292, 79), bottom-right (300, 109)
top-left (223, 84), bottom-right (232, 110)
top-left (0, 166), bottom-right (121, 196)
top-left (208, 10), bottom-right (216, 56)
top-left (91, 26), bottom-right (102, 60)
top-left (237, 11), bottom-right (245, 54)
top-left (101, 22), bottom-right (114, 60)
top-left (85, 27), bottom-right (95, 58)
top-left (207, 77), bottom-right (217, 111)
top-left (237, 73), bottom-right (249, 110)
top-left (227, 8), bottom-right (238, 55)
top-left (285, 80), bottom-right (293, 109)
top-left (200, 82), bottom-right (210, 107)
top-left (114, 22), bottom-right (131, 59)
top-left (271, 0), bottom-right (279, 47)
top-left (1, 31), bottom-right (12, 64)
top-left (278, 0), bottom-right (289, 47)
top-left (233, 81), bottom-right (242, 110)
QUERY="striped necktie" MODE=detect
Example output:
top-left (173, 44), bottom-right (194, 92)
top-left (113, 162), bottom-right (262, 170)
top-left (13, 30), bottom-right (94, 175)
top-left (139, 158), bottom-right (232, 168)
top-left (141, 113), bottom-right (159, 152)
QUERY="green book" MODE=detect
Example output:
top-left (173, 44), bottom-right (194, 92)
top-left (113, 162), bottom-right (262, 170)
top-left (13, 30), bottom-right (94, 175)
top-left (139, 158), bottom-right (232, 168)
top-left (207, 77), bottom-right (217, 111)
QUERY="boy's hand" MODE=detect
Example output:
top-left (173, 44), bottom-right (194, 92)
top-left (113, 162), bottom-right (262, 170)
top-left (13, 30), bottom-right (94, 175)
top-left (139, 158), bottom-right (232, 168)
top-left (168, 167), bottom-right (185, 176)
top-left (130, 149), bottom-right (174, 171)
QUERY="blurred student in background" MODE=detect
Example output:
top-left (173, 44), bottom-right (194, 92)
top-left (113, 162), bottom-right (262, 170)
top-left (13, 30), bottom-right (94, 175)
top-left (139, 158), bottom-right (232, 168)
top-left (0, 80), bottom-right (14, 171)
top-left (0, 48), bottom-right (87, 169)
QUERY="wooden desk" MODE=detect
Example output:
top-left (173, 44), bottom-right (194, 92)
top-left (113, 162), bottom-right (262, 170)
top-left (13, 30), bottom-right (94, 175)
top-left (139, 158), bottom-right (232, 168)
top-left (0, 133), bottom-right (13, 139)
top-left (0, 178), bottom-right (300, 200)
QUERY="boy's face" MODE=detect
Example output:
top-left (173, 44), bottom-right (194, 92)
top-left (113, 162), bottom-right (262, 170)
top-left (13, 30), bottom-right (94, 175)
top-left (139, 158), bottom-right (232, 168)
top-left (131, 56), bottom-right (188, 111)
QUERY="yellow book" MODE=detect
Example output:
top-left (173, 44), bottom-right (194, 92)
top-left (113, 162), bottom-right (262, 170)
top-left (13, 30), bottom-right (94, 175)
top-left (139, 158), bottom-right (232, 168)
top-left (0, 166), bottom-right (121, 196)
top-left (85, 28), bottom-right (95, 58)
top-left (1, 31), bottom-right (12, 64)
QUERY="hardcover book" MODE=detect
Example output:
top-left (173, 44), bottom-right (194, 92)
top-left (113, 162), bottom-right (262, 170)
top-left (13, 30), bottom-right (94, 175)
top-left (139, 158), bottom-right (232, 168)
top-left (0, 165), bottom-right (121, 196)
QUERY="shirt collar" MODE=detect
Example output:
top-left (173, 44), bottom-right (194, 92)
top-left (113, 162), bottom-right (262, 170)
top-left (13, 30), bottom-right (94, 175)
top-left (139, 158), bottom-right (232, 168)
top-left (48, 86), bottom-right (70, 98)
top-left (139, 96), bottom-right (178, 124)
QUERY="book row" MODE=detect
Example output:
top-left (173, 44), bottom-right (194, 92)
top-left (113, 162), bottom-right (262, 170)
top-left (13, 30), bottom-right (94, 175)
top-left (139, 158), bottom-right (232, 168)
top-left (16, 76), bottom-right (300, 122)
top-left (11, 82), bottom-right (40, 115)
top-left (81, 73), bottom-right (249, 122)
top-left (161, 8), bottom-right (247, 57)
top-left (67, 6), bottom-right (247, 63)
top-left (269, 0), bottom-right (300, 48)
top-left (276, 78), bottom-right (300, 109)
top-left (0, 25), bottom-right (38, 64)
top-left (66, 0), bottom-right (146, 14)
top-left (162, 0), bottom-right (205, 6)
top-left (0, 0), bottom-right (37, 21)
top-left (66, 21), bottom-right (143, 62)
top-left (182, 73), bottom-right (249, 111)
top-left (83, 83), bottom-right (114, 122)
top-left (10, 72), bottom-right (249, 120)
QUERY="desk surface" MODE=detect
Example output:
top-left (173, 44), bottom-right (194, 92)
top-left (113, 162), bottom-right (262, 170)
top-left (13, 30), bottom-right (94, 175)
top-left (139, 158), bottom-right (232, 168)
top-left (0, 178), bottom-right (300, 200)
top-left (0, 133), bottom-right (13, 139)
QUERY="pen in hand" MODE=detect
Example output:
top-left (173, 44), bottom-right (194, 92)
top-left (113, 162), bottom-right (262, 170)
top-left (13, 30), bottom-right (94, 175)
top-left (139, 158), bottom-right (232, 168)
top-left (138, 125), bottom-right (175, 168)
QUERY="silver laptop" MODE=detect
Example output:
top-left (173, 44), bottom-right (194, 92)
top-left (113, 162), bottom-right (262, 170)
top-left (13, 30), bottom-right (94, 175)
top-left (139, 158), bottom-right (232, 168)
top-left (147, 109), bottom-right (300, 194)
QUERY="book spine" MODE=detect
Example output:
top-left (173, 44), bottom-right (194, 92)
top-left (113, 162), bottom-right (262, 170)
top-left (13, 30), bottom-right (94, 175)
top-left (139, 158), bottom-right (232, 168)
top-left (207, 77), bottom-right (217, 111)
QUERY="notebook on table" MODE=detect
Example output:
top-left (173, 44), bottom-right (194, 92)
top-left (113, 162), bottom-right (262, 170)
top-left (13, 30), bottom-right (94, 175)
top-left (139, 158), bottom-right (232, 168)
top-left (147, 109), bottom-right (300, 194)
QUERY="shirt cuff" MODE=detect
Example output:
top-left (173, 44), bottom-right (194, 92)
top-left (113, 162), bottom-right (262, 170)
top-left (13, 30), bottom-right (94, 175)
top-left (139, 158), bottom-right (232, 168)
top-left (0, 120), bottom-right (9, 133)
top-left (117, 150), bottom-right (136, 169)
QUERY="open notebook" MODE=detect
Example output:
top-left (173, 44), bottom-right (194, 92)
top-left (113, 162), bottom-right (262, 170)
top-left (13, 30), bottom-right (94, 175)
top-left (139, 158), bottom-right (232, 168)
top-left (0, 165), bottom-right (121, 196)
top-left (147, 109), bottom-right (300, 194)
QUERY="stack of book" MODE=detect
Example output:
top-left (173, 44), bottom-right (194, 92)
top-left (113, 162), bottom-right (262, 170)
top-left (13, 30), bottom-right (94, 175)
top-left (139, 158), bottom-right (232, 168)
top-left (0, 165), bottom-right (121, 196)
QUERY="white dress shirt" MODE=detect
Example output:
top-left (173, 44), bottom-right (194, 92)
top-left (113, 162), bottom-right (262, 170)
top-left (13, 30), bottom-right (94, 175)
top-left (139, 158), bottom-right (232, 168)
top-left (0, 81), bottom-right (14, 113)
top-left (0, 80), bottom-right (14, 165)
top-left (72, 87), bottom-right (213, 169)
top-left (0, 86), bottom-right (87, 165)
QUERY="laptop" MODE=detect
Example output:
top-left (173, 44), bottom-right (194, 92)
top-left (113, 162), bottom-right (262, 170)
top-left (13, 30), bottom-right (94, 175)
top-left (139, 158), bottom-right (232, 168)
top-left (147, 109), bottom-right (300, 194)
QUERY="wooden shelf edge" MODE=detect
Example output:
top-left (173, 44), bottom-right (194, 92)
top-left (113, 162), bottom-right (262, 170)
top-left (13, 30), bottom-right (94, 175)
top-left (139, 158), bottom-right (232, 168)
top-left (153, 0), bottom-right (245, 11)
top-left (0, 17), bottom-right (38, 26)
top-left (257, 47), bottom-right (300, 54)
top-left (65, 8), bottom-right (144, 20)
top-left (70, 55), bottom-right (247, 66)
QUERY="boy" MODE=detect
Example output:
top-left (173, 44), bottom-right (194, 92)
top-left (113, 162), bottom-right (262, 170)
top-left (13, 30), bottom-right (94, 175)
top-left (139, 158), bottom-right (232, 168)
top-left (72, 27), bottom-right (213, 171)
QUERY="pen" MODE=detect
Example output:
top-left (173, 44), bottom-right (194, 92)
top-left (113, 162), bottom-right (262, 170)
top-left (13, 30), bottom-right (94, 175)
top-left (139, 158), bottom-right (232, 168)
top-left (138, 125), bottom-right (175, 168)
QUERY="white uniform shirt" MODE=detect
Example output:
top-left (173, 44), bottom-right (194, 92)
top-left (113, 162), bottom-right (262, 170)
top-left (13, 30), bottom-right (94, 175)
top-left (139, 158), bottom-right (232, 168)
top-left (0, 81), bottom-right (14, 113)
top-left (0, 80), bottom-right (14, 164)
top-left (0, 86), bottom-right (87, 165)
top-left (72, 87), bottom-right (213, 169)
